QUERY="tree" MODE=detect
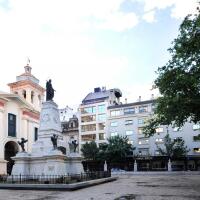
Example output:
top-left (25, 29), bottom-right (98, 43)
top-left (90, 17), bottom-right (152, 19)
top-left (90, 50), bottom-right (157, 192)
top-left (81, 141), bottom-right (99, 160)
top-left (81, 136), bottom-right (135, 162)
top-left (157, 133), bottom-right (189, 158)
top-left (102, 136), bottom-right (134, 162)
top-left (144, 5), bottom-right (200, 137)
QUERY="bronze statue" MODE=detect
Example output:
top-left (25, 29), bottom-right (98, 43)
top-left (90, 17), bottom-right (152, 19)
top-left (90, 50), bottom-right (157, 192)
top-left (18, 138), bottom-right (28, 152)
top-left (51, 134), bottom-right (58, 150)
top-left (72, 140), bottom-right (78, 153)
top-left (46, 79), bottom-right (55, 101)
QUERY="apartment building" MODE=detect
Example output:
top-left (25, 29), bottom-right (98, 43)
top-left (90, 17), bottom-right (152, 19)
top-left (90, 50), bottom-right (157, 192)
top-left (79, 87), bottom-right (122, 147)
top-left (107, 98), bottom-right (200, 170)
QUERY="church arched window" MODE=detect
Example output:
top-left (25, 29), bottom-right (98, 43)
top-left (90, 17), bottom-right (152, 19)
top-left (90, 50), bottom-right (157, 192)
top-left (22, 90), bottom-right (26, 99)
top-left (31, 91), bottom-right (34, 103)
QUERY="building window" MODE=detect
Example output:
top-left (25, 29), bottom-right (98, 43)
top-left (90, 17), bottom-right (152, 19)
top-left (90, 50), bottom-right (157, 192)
top-left (110, 110), bottom-right (120, 117)
top-left (193, 148), bottom-right (200, 153)
top-left (111, 121), bottom-right (118, 127)
top-left (99, 133), bottom-right (105, 140)
top-left (139, 106), bottom-right (148, 113)
top-left (81, 124), bottom-right (96, 132)
top-left (98, 114), bottom-right (106, 121)
top-left (156, 127), bottom-right (164, 133)
top-left (70, 122), bottom-right (74, 128)
top-left (138, 148), bottom-right (149, 156)
top-left (138, 118), bottom-right (147, 125)
top-left (81, 106), bottom-right (96, 114)
top-left (155, 150), bottom-right (160, 155)
top-left (81, 134), bottom-right (96, 142)
top-left (151, 103), bottom-right (156, 112)
top-left (193, 134), bottom-right (200, 141)
top-left (173, 127), bottom-right (182, 132)
top-left (138, 138), bottom-right (149, 145)
top-left (34, 127), bottom-right (38, 141)
top-left (31, 91), bottom-right (34, 103)
top-left (98, 123), bottom-right (105, 131)
top-left (22, 90), bottom-right (26, 99)
top-left (138, 128), bottom-right (143, 134)
top-left (38, 95), bottom-right (41, 105)
top-left (155, 138), bottom-right (164, 143)
top-left (8, 113), bottom-right (16, 137)
top-left (124, 108), bottom-right (135, 115)
top-left (110, 132), bottom-right (118, 137)
top-left (126, 130), bottom-right (133, 136)
top-left (98, 104), bottom-right (106, 113)
top-left (81, 115), bottom-right (96, 123)
top-left (125, 120), bottom-right (133, 125)
top-left (193, 124), bottom-right (200, 130)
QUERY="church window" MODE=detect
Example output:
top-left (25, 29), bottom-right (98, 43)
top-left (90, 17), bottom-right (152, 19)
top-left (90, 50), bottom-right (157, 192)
top-left (22, 90), bottom-right (26, 99)
top-left (31, 91), bottom-right (34, 103)
top-left (8, 113), bottom-right (16, 137)
top-left (34, 127), bottom-right (38, 141)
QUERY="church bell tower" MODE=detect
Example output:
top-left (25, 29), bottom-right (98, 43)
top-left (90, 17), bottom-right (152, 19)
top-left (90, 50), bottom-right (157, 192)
top-left (7, 60), bottom-right (45, 111)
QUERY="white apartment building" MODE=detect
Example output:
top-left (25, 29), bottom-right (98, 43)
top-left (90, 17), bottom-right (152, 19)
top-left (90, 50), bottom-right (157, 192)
top-left (107, 98), bottom-right (200, 170)
top-left (79, 87), bottom-right (122, 147)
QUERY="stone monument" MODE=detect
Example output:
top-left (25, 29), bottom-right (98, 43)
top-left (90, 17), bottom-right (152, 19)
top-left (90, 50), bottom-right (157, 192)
top-left (12, 79), bottom-right (84, 176)
top-left (168, 159), bottom-right (172, 171)
top-left (134, 160), bottom-right (138, 172)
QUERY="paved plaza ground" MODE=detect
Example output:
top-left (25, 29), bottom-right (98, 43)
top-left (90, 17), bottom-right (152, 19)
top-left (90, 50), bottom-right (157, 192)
top-left (0, 173), bottom-right (200, 200)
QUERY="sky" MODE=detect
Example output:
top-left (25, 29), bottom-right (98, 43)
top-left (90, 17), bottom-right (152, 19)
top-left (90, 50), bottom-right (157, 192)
top-left (0, 0), bottom-right (198, 111)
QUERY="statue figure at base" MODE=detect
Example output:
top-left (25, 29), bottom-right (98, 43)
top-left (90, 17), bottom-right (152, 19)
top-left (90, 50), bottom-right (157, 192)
top-left (51, 134), bottom-right (58, 150)
top-left (18, 138), bottom-right (28, 152)
top-left (46, 79), bottom-right (55, 101)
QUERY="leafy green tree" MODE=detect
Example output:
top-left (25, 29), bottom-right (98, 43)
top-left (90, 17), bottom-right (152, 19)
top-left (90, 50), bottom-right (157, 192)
top-left (81, 141), bottom-right (99, 160)
top-left (157, 133), bottom-right (189, 158)
top-left (103, 135), bottom-right (134, 162)
top-left (144, 5), bottom-right (200, 137)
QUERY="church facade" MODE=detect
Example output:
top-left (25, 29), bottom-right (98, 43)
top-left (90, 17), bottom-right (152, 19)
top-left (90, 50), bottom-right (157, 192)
top-left (0, 63), bottom-right (45, 174)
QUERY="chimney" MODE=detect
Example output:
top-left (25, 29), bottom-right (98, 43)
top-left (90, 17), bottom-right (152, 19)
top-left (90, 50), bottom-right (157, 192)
top-left (125, 98), bottom-right (127, 104)
top-left (94, 87), bottom-right (101, 93)
top-left (138, 96), bottom-right (141, 102)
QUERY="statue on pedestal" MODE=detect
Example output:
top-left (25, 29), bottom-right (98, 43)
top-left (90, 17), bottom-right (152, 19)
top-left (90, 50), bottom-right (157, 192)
top-left (71, 140), bottom-right (78, 153)
top-left (51, 134), bottom-right (58, 150)
top-left (46, 79), bottom-right (55, 101)
top-left (18, 138), bottom-right (28, 152)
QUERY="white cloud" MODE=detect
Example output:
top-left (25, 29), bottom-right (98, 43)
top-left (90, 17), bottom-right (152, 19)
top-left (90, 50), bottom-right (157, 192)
top-left (137, 0), bottom-right (198, 20)
top-left (4, 0), bottom-right (139, 32)
top-left (120, 83), bottom-right (159, 104)
top-left (97, 12), bottom-right (139, 32)
top-left (143, 10), bottom-right (156, 23)
top-left (0, 0), bottom-right (136, 108)
top-left (170, 0), bottom-right (199, 19)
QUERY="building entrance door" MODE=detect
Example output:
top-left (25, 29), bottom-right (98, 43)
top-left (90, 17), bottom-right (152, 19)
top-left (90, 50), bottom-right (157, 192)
top-left (4, 141), bottom-right (18, 175)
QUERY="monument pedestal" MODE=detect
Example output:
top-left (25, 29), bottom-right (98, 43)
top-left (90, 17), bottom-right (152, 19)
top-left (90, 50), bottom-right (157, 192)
top-left (66, 153), bottom-right (84, 174)
top-left (0, 159), bottom-right (7, 175)
top-left (12, 100), bottom-right (83, 176)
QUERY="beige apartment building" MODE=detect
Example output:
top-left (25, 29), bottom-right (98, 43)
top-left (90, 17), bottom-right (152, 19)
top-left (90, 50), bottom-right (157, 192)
top-left (79, 87), bottom-right (122, 148)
